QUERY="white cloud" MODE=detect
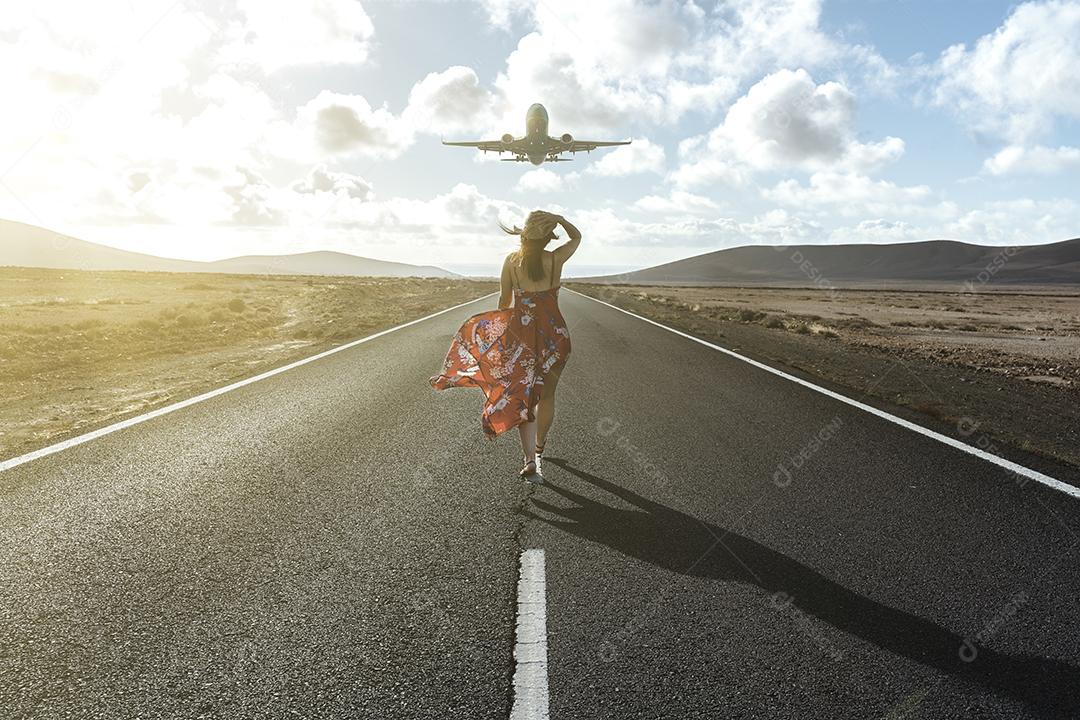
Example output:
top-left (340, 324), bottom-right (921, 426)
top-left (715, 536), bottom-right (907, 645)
top-left (5, 0), bottom-right (1075, 271)
top-left (668, 155), bottom-right (750, 191)
top-left (586, 139), bottom-right (665, 177)
top-left (764, 172), bottom-right (955, 220)
top-left (403, 65), bottom-right (497, 134)
top-left (707, 0), bottom-right (841, 71)
top-left (931, 0), bottom-right (1080, 143)
top-left (485, 0), bottom-right (894, 139)
top-left (665, 76), bottom-right (741, 119)
top-left (218, 0), bottom-right (375, 71)
top-left (494, 31), bottom-right (669, 135)
top-left (942, 197), bottom-right (1080, 245)
top-left (475, 0), bottom-right (528, 30)
top-left (70, 180), bottom-right (537, 264)
top-left (321, 183), bottom-right (538, 261)
top-left (297, 91), bottom-right (412, 158)
top-left (0, 1), bottom-right (389, 234)
top-left (576, 206), bottom-right (823, 248)
top-left (723, 69), bottom-right (901, 171)
top-left (826, 204), bottom-right (1080, 247)
top-left (530, 0), bottom-right (693, 79)
top-left (633, 191), bottom-right (718, 214)
top-left (324, 189), bottom-right (1079, 258)
top-left (291, 65), bottom-right (502, 161)
top-left (86, 163), bottom-right (255, 227)
top-left (983, 144), bottom-right (1080, 176)
top-left (827, 219), bottom-right (924, 244)
top-left (223, 167), bottom-right (285, 226)
top-left (429, 182), bottom-right (525, 228)
top-left (293, 165), bottom-right (374, 200)
top-left (670, 69), bottom-right (902, 188)
top-left (514, 168), bottom-right (565, 193)
top-left (705, 0), bottom-right (896, 91)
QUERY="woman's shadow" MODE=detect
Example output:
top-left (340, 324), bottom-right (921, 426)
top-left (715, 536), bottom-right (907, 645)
top-left (527, 458), bottom-right (1080, 716)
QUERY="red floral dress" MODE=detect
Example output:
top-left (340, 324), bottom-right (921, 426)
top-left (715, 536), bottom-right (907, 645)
top-left (430, 286), bottom-right (571, 439)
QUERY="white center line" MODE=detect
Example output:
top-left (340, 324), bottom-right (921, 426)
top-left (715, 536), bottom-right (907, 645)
top-left (567, 288), bottom-right (1080, 500)
top-left (511, 548), bottom-right (549, 720)
top-left (0, 292), bottom-right (498, 474)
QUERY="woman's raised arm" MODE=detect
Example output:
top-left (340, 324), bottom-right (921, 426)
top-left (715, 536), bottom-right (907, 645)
top-left (552, 215), bottom-right (581, 265)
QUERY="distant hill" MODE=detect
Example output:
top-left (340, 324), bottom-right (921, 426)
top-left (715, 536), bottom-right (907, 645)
top-left (580, 238), bottom-right (1080, 288)
top-left (0, 219), bottom-right (458, 278)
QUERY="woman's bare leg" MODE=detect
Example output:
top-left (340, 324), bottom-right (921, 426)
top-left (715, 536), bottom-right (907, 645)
top-left (536, 366), bottom-right (562, 451)
top-left (518, 419), bottom-right (537, 463)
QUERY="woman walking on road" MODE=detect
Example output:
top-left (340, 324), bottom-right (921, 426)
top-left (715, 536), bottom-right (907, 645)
top-left (430, 210), bottom-right (581, 482)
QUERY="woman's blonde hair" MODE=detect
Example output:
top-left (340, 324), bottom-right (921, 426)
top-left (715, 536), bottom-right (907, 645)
top-left (499, 211), bottom-right (559, 282)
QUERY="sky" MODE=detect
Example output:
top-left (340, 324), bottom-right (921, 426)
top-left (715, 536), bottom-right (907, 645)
top-left (2, 0), bottom-right (1079, 275)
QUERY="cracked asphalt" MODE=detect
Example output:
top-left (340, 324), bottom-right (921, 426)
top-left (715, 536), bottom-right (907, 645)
top-left (3, 290), bottom-right (1080, 718)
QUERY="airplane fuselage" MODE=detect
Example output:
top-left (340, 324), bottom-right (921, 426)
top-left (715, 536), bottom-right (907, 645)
top-left (524, 103), bottom-right (551, 165)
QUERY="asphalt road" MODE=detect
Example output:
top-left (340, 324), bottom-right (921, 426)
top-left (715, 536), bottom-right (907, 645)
top-left (3, 289), bottom-right (1079, 719)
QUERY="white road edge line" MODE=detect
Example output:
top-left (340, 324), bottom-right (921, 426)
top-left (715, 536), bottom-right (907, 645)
top-left (0, 291), bottom-right (499, 474)
top-left (567, 288), bottom-right (1080, 500)
top-left (511, 548), bottom-right (549, 720)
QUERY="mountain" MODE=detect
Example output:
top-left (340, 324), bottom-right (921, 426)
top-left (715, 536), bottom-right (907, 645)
top-left (581, 238), bottom-right (1080, 287)
top-left (200, 251), bottom-right (456, 278)
top-left (0, 220), bottom-right (458, 278)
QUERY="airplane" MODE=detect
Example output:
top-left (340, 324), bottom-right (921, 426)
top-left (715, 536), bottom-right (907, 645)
top-left (442, 103), bottom-right (631, 166)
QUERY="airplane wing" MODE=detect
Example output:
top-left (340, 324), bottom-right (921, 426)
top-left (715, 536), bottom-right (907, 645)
top-left (442, 139), bottom-right (525, 153)
top-left (563, 139), bottom-right (632, 153)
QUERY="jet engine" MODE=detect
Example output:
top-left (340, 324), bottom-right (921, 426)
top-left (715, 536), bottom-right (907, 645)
top-left (561, 133), bottom-right (573, 145)
top-left (502, 133), bottom-right (514, 145)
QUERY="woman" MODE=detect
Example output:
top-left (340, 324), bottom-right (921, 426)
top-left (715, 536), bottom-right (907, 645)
top-left (429, 210), bottom-right (581, 482)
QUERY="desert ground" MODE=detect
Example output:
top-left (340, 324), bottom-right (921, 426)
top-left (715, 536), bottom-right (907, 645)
top-left (0, 267), bottom-right (496, 460)
top-left (570, 283), bottom-right (1080, 472)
